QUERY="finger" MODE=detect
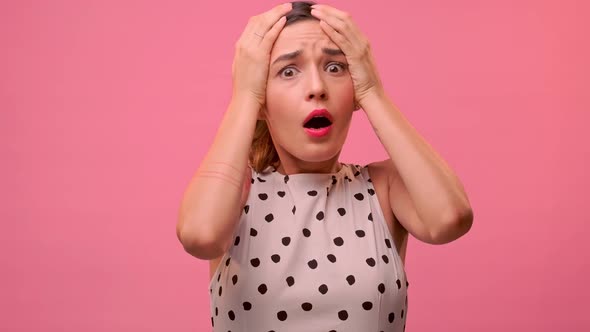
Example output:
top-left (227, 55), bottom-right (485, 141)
top-left (311, 4), bottom-right (349, 21)
top-left (317, 19), bottom-right (351, 52)
top-left (311, 6), bottom-right (364, 45)
top-left (249, 3), bottom-right (292, 37)
top-left (311, 8), bottom-right (349, 36)
top-left (239, 3), bottom-right (291, 44)
top-left (259, 16), bottom-right (287, 50)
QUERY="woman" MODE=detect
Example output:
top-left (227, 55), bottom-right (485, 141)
top-left (176, 2), bottom-right (474, 331)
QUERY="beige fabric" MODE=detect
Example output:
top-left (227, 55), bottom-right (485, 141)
top-left (209, 163), bottom-right (409, 332)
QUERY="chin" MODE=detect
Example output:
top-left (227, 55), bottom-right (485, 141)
top-left (291, 144), bottom-right (342, 163)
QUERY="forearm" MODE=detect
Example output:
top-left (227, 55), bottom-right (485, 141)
top-left (177, 95), bottom-right (259, 259)
top-left (361, 89), bottom-right (471, 227)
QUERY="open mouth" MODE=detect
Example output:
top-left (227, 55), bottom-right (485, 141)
top-left (303, 116), bottom-right (332, 129)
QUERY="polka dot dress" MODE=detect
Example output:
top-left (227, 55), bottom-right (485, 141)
top-left (209, 163), bottom-right (409, 331)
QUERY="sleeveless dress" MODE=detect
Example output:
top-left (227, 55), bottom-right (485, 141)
top-left (208, 163), bottom-right (409, 332)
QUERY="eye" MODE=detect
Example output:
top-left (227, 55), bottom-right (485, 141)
top-left (278, 66), bottom-right (299, 78)
top-left (326, 62), bottom-right (347, 73)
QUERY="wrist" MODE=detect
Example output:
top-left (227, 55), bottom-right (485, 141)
top-left (358, 86), bottom-right (387, 111)
top-left (229, 92), bottom-right (263, 114)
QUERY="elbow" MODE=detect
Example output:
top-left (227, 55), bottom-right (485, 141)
top-left (177, 223), bottom-right (226, 260)
top-left (430, 207), bottom-right (474, 245)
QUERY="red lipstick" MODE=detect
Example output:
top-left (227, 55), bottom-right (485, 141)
top-left (303, 109), bottom-right (333, 138)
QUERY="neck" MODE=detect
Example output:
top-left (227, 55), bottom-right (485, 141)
top-left (275, 158), bottom-right (343, 175)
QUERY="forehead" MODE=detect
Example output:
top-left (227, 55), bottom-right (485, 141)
top-left (271, 20), bottom-right (339, 56)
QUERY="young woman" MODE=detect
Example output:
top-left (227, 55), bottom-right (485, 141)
top-left (177, 2), bottom-right (473, 331)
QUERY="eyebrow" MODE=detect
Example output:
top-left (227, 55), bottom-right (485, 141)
top-left (271, 48), bottom-right (345, 66)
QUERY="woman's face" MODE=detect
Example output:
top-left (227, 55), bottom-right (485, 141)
top-left (262, 19), bottom-right (355, 168)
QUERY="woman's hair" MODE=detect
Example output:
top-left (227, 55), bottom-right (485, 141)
top-left (249, 1), bottom-right (318, 173)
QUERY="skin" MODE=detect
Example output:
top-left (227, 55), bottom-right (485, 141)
top-left (210, 14), bottom-right (409, 282)
top-left (208, 3), bottom-right (473, 283)
top-left (259, 19), bottom-right (357, 175)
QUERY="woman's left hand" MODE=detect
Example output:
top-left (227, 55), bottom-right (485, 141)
top-left (310, 4), bottom-right (384, 107)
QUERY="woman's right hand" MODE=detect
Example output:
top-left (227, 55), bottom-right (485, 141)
top-left (231, 3), bottom-right (292, 109)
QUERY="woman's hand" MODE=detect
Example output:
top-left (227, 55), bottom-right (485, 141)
top-left (231, 3), bottom-right (292, 109)
top-left (310, 4), bottom-right (384, 107)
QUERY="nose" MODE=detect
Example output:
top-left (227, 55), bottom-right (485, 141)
top-left (305, 69), bottom-right (327, 102)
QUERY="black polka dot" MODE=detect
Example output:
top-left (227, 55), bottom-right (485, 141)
top-left (228, 310), bottom-right (235, 320)
top-left (218, 286), bottom-right (222, 296)
top-left (307, 190), bottom-right (318, 196)
top-left (234, 236), bottom-right (240, 246)
top-left (232, 275), bottom-right (238, 285)
top-left (368, 188), bottom-right (375, 195)
top-left (217, 273), bottom-right (221, 281)
top-left (292, 205), bottom-right (296, 214)
top-left (308, 259), bottom-right (318, 269)
top-left (316, 211), bottom-right (324, 220)
top-left (258, 193), bottom-right (268, 200)
top-left (406, 280), bottom-right (410, 287)
top-left (277, 310), bottom-right (288, 321)
top-left (211, 317), bottom-right (214, 327)
top-left (345, 176), bottom-right (352, 182)
top-left (258, 284), bottom-right (267, 294)
top-left (277, 191), bottom-right (286, 197)
top-left (265, 213), bottom-right (274, 222)
top-left (354, 170), bottom-right (361, 177)
top-left (284, 175), bottom-right (289, 183)
top-left (250, 178), bottom-right (254, 184)
top-left (243, 302), bottom-right (252, 311)
top-left (244, 205), bottom-right (249, 214)
top-left (396, 279), bottom-right (402, 289)
top-left (225, 257), bottom-right (231, 266)
top-left (250, 258), bottom-right (260, 267)
top-left (286, 276), bottom-right (295, 287)
top-left (362, 301), bottom-right (373, 310)
top-left (257, 177), bottom-right (266, 183)
top-left (318, 284), bottom-right (328, 294)
top-left (331, 175), bottom-right (337, 184)
top-left (355, 230), bottom-right (365, 237)
top-left (333, 237), bottom-right (344, 246)
top-left (301, 302), bottom-right (313, 311)
top-left (389, 312), bottom-right (395, 323)
top-left (346, 275), bottom-right (355, 285)
top-left (338, 310), bottom-right (348, 320)
top-left (327, 254), bottom-right (336, 263)
top-left (215, 307), bottom-right (218, 316)
top-left (326, 187), bottom-right (329, 196)
top-left (368, 178), bottom-right (372, 182)
top-left (337, 208), bottom-right (346, 216)
top-left (368, 212), bottom-right (373, 221)
top-left (401, 309), bottom-right (405, 318)
top-left (366, 258), bottom-right (376, 267)
top-left (282, 237), bottom-right (291, 246)
top-left (382, 255), bottom-right (389, 264)
top-left (385, 238), bottom-right (392, 248)
top-left (378, 283), bottom-right (386, 293)
top-left (271, 254), bottom-right (281, 263)
top-left (303, 228), bottom-right (311, 237)
top-left (250, 228), bottom-right (258, 236)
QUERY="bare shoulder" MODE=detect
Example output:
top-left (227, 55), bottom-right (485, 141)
top-left (241, 164), bottom-right (253, 208)
top-left (210, 164), bottom-right (252, 284)
top-left (365, 159), bottom-right (408, 263)
top-left (366, 159), bottom-right (397, 184)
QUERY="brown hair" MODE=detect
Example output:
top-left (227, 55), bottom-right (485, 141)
top-left (248, 1), bottom-right (318, 173)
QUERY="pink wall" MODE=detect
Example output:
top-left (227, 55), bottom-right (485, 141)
top-left (2, 0), bottom-right (588, 331)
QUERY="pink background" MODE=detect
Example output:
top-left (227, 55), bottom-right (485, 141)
top-left (1, 0), bottom-right (588, 331)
